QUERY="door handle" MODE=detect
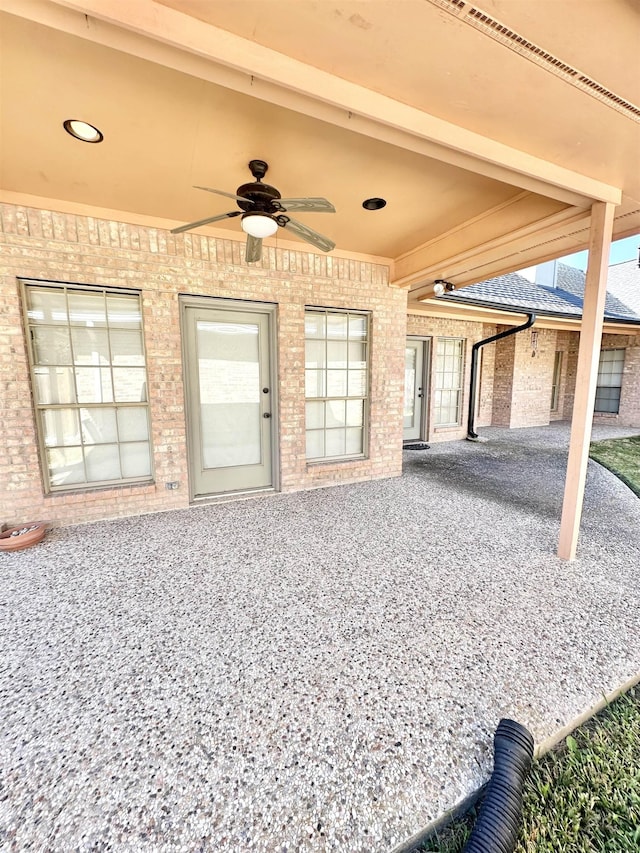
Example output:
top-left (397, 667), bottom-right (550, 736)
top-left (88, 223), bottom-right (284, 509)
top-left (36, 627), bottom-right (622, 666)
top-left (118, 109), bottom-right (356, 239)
top-left (263, 412), bottom-right (271, 418)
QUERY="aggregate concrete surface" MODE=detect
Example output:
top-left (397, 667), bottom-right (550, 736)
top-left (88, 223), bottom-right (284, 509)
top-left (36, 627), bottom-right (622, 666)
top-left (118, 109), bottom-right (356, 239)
top-left (1, 424), bottom-right (639, 852)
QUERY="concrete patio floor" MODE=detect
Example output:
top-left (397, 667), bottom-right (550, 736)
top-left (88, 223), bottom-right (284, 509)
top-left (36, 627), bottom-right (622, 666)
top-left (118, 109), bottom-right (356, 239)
top-left (1, 423), bottom-right (639, 852)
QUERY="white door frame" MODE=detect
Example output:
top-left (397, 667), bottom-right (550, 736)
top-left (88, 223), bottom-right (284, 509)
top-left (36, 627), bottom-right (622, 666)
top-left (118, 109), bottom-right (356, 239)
top-left (404, 336), bottom-right (431, 443)
top-left (180, 295), bottom-right (279, 501)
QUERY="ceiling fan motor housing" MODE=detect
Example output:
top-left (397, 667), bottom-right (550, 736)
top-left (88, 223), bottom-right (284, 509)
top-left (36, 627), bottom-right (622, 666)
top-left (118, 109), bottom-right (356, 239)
top-left (235, 181), bottom-right (282, 213)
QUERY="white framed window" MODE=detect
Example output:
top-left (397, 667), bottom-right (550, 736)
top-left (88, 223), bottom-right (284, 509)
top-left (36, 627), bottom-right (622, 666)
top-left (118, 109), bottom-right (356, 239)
top-left (594, 348), bottom-right (625, 414)
top-left (304, 308), bottom-right (369, 461)
top-left (22, 280), bottom-right (153, 493)
top-left (434, 337), bottom-right (464, 426)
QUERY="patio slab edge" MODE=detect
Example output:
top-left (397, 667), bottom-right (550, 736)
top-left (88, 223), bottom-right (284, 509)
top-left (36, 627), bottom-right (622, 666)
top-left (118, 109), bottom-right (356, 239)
top-left (390, 669), bottom-right (640, 853)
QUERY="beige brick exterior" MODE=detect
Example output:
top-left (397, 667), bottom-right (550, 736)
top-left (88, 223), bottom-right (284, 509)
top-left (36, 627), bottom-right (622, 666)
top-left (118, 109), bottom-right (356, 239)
top-left (594, 332), bottom-right (640, 427)
top-left (406, 314), bottom-right (640, 438)
top-left (406, 314), bottom-right (499, 442)
top-left (0, 203), bottom-right (406, 528)
top-left (492, 326), bottom-right (557, 428)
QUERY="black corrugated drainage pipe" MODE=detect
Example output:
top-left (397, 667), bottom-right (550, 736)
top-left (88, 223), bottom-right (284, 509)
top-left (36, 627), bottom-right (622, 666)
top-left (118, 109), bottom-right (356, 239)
top-left (462, 719), bottom-right (534, 853)
top-left (467, 314), bottom-right (536, 440)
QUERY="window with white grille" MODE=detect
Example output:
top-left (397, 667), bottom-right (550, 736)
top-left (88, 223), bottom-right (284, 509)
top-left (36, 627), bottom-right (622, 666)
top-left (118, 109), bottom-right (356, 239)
top-left (22, 281), bottom-right (153, 492)
top-left (304, 308), bottom-right (369, 461)
top-left (434, 338), bottom-right (464, 426)
top-left (594, 348), bottom-right (625, 414)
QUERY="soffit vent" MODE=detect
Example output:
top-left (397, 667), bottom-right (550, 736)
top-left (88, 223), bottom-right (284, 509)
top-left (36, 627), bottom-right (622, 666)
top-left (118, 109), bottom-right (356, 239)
top-left (427, 0), bottom-right (640, 122)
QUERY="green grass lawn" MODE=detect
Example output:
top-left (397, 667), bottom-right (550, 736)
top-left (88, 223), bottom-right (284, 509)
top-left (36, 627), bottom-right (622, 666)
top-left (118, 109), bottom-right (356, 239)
top-left (589, 435), bottom-right (640, 498)
top-left (421, 685), bottom-right (640, 853)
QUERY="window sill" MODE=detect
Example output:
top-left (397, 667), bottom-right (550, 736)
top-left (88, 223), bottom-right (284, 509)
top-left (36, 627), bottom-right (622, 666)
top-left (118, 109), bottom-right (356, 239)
top-left (44, 479), bottom-right (155, 499)
top-left (306, 455), bottom-right (367, 468)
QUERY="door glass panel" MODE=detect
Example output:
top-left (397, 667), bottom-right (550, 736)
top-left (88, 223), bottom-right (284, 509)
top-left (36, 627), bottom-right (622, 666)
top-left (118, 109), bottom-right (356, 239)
top-left (197, 320), bottom-right (261, 469)
top-left (404, 346), bottom-right (417, 424)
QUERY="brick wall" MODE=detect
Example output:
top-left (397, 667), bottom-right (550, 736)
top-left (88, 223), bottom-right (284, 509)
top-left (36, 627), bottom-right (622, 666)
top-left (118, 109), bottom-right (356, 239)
top-left (618, 336), bottom-right (640, 426)
top-left (0, 203), bottom-right (406, 527)
top-left (490, 326), bottom-right (558, 428)
top-left (509, 327), bottom-right (557, 428)
top-left (491, 331), bottom-right (516, 426)
top-left (551, 331), bottom-right (572, 422)
top-left (477, 324), bottom-right (497, 427)
top-left (558, 331), bottom-right (640, 428)
top-left (406, 314), bottom-right (497, 442)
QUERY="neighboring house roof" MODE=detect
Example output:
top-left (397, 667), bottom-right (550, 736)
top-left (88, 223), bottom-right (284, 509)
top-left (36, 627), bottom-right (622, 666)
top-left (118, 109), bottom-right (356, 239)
top-left (442, 262), bottom-right (640, 323)
top-left (606, 258), bottom-right (640, 316)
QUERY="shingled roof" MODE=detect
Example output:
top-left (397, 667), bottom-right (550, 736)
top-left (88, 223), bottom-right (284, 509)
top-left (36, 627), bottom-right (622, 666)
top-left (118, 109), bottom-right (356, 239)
top-left (606, 258), bottom-right (640, 315)
top-left (442, 262), bottom-right (640, 323)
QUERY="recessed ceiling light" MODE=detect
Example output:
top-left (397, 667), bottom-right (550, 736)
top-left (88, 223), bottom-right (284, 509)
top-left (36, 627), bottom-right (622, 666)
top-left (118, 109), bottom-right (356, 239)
top-left (63, 119), bottom-right (104, 143)
top-left (362, 197), bottom-right (387, 210)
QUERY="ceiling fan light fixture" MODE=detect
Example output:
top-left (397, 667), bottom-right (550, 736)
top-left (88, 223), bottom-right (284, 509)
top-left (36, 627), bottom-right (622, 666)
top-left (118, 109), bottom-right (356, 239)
top-left (63, 119), bottom-right (103, 143)
top-left (241, 213), bottom-right (278, 239)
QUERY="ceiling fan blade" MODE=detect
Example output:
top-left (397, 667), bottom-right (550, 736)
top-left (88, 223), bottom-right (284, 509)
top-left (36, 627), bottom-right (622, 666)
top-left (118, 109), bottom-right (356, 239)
top-left (277, 197), bottom-right (336, 213)
top-left (280, 216), bottom-right (336, 252)
top-left (193, 185), bottom-right (255, 204)
top-left (245, 234), bottom-right (263, 263)
top-left (170, 210), bottom-right (242, 234)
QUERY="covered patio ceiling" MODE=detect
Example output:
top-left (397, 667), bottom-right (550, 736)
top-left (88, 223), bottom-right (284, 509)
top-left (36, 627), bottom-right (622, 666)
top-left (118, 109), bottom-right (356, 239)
top-left (1, 0), bottom-right (639, 301)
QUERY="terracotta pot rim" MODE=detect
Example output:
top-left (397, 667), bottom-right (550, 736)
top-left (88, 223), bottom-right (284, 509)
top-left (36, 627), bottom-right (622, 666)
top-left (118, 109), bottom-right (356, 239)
top-left (0, 521), bottom-right (48, 552)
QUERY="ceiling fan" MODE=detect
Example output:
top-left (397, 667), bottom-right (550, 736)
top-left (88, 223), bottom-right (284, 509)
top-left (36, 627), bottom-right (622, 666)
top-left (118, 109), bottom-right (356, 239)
top-left (172, 159), bottom-right (336, 263)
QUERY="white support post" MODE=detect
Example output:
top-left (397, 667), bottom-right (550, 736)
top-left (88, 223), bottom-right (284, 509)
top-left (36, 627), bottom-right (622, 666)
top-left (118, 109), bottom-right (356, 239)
top-left (558, 201), bottom-right (615, 560)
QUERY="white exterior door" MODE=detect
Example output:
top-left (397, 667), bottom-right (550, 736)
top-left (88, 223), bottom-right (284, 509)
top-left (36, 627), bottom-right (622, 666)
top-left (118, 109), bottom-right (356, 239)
top-left (183, 300), bottom-right (275, 497)
top-left (403, 338), bottom-right (429, 442)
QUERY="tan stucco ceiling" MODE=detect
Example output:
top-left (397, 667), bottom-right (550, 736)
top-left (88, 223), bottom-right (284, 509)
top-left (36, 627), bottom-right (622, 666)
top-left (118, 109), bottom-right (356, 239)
top-left (1, 0), bottom-right (639, 292)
